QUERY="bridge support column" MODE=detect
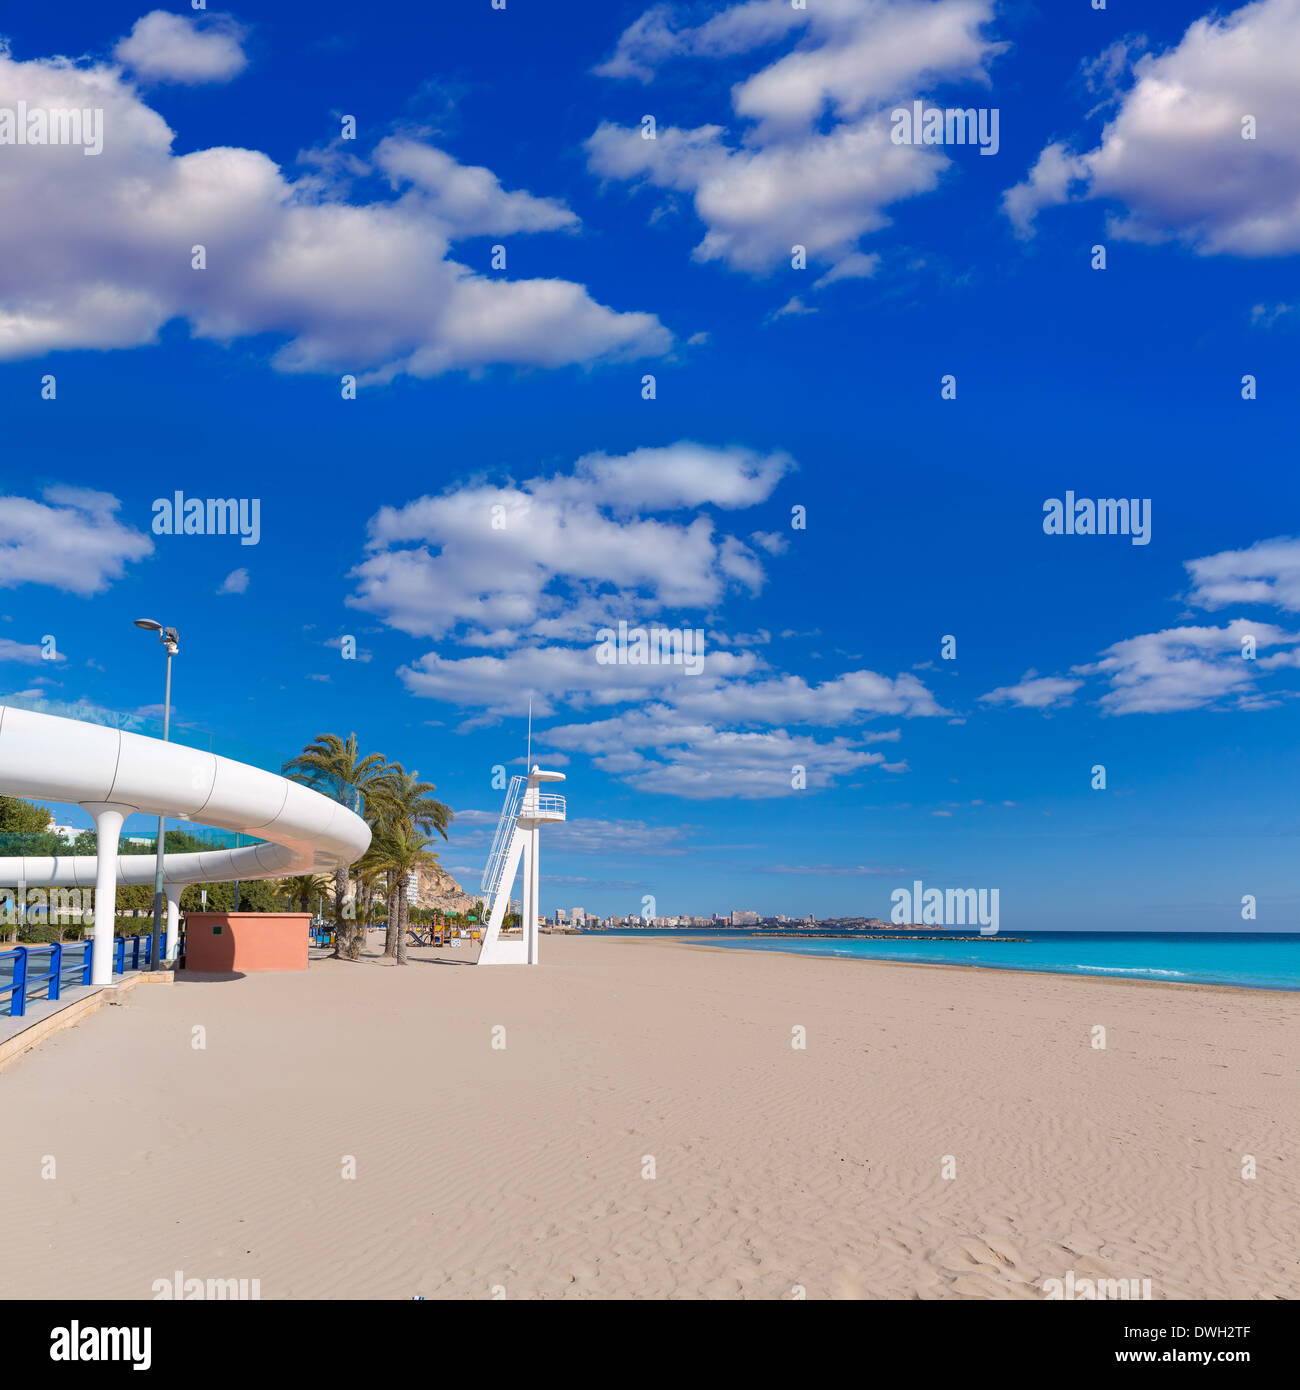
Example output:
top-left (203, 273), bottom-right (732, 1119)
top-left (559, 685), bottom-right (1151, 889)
top-left (82, 802), bottom-right (134, 987)
top-left (164, 883), bottom-right (182, 963)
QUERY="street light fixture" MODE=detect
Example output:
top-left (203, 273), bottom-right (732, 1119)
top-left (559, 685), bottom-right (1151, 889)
top-left (133, 618), bottom-right (179, 971)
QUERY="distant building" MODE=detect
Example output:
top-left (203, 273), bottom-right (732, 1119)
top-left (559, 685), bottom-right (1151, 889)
top-left (555, 908), bottom-right (568, 924)
top-left (730, 909), bottom-right (760, 926)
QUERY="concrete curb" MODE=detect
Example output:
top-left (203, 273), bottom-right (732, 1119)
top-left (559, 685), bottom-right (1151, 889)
top-left (0, 969), bottom-right (173, 1074)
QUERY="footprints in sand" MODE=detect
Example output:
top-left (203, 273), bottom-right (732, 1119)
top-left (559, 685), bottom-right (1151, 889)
top-left (928, 1233), bottom-right (1039, 1299)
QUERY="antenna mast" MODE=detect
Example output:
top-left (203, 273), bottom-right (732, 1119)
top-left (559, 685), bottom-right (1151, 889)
top-left (526, 692), bottom-right (533, 770)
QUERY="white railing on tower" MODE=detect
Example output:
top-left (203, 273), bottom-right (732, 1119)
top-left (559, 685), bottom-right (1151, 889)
top-left (481, 775), bottom-right (525, 898)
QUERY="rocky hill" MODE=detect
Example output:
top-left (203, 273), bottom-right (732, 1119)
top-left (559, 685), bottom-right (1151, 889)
top-left (408, 860), bottom-right (478, 915)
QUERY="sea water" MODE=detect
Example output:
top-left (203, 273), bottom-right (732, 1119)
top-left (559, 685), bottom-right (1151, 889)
top-left (602, 930), bottom-right (1300, 991)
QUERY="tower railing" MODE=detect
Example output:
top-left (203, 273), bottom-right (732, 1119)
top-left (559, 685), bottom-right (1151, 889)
top-left (480, 776), bottom-right (525, 900)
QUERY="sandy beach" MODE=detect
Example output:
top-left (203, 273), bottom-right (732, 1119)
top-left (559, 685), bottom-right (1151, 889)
top-left (2, 935), bottom-right (1297, 1300)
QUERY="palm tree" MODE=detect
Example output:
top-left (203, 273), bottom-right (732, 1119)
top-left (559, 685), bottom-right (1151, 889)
top-left (372, 764), bottom-right (452, 961)
top-left (353, 859), bottom-right (386, 930)
top-left (283, 734), bottom-right (390, 960)
top-left (278, 874), bottom-right (329, 913)
top-left (370, 826), bottom-right (442, 964)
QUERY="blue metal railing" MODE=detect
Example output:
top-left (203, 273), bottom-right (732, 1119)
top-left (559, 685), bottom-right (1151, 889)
top-left (0, 931), bottom-right (188, 1018)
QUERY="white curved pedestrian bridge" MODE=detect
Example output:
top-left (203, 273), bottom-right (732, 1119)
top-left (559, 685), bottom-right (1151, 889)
top-left (0, 705), bottom-right (371, 985)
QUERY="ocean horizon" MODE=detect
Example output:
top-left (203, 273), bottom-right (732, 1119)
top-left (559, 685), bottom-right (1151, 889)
top-left (597, 929), bottom-right (1300, 992)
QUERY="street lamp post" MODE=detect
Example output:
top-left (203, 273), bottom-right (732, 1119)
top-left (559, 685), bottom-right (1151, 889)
top-left (134, 618), bottom-right (179, 971)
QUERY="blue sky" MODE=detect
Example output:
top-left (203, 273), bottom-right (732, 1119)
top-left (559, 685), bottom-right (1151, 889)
top-left (2, 0), bottom-right (1298, 927)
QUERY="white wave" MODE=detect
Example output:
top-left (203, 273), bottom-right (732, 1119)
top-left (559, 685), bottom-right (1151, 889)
top-left (1073, 964), bottom-right (1186, 977)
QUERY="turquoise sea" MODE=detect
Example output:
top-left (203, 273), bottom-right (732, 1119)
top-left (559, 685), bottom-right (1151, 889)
top-left (600, 930), bottom-right (1300, 991)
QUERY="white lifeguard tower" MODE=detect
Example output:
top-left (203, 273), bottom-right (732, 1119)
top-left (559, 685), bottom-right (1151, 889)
top-left (477, 764), bottom-right (566, 965)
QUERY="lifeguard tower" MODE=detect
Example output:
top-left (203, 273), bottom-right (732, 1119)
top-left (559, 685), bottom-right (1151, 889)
top-left (477, 765), bottom-right (566, 965)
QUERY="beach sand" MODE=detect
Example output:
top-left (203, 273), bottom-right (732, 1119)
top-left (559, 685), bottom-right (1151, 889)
top-left (1, 935), bottom-right (1296, 1300)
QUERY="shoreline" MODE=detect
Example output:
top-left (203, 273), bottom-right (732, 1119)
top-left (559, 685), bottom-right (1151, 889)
top-left (606, 933), bottom-right (1298, 998)
top-left (645, 935), bottom-right (1299, 996)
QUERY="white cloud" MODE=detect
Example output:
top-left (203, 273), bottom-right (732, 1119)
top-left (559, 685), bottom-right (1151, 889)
top-left (1258, 647), bottom-right (1300, 671)
top-left (447, 812), bottom-right (691, 856)
top-left (768, 295), bottom-right (817, 321)
top-left (1076, 620), bottom-right (1297, 714)
top-left (1002, 142), bottom-right (1086, 240)
top-left (984, 538), bottom-right (1300, 717)
top-left (356, 438), bottom-right (943, 797)
top-left (322, 635), bottom-right (372, 662)
top-left (398, 643), bottom-right (760, 720)
top-left (597, 0), bottom-right (999, 132)
top-left (1005, 0), bottom-right (1300, 254)
top-left (979, 672), bottom-right (1083, 710)
top-left (748, 533), bottom-right (787, 556)
top-left (1185, 536), bottom-right (1300, 612)
top-left (546, 874), bottom-right (647, 890)
top-left (544, 706), bottom-right (891, 799)
top-left (0, 487), bottom-right (152, 595)
top-left (547, 818), bottom-right (696, 855)
top-left (0, 637), bottom-right (59, 664)
top-left (759, 862), bottom-right (902, 876)
top-left (0, 44), bottom-right (669, 379)
top-left (813, 251), bottom-right (881, 287)
top-left (372, 137), bottom-right (577, 237)
top-left (1250, 302), bottom-right (1294, 328)
top-left (114, 11), bottom-right (249, 85)
top-left (594, 1), bottom-right (806, 83)
top-left (588, 0), bottom-right (1002, 278)
top-left (667, 668), bottom-right (946, 724)
top-left (217, 567), bottom-right (249, 594)
top-left (351, 442), bottom-right (793, 643)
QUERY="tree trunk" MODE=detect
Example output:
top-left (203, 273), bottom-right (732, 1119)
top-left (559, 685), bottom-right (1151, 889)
top-left (333, 866), bottom-right (362, 960)
top-left (383, 869), bottom-right (398, 958)
top-left (331, 866), bottom-right (346, 959)
top-left (396, 885), bottom-right (409, 964)
top-left (347, 872), bottom-right (362, 959)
